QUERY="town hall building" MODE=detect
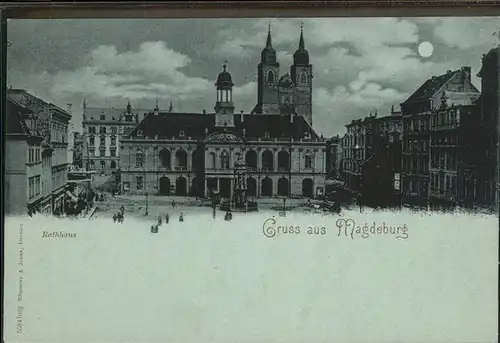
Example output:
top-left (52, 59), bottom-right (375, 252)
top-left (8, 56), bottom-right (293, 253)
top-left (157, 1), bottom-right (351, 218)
top-left (119, 26), bottom-right (327, 198)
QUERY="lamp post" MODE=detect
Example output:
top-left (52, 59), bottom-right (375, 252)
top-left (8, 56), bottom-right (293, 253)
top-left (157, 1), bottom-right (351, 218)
top-left (145, 191), bottom-right (149, 216)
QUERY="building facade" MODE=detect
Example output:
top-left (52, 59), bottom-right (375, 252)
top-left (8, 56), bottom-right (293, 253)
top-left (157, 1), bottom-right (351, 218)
top-left (400, 67), bottom-right (480, 206)
top-left (326, 135), bottom-right (341, 180)
top-left (251, 25), bottom-right (313, 126)
top-left (341, 109), bottom-right (403, 205)
top-left (6, 90), bottom-right (72, 215)
top-left (477, 45), bottom-right (500, 209)
top-left (120, 27), bottom-right (327, 198)
top-left (81, 102), bottom-right (150, 175)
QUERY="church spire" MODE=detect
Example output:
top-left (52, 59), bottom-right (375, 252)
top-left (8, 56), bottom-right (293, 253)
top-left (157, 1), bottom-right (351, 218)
top-left (260, 23), bottom-right (277, 64)
top-left (126, 100), bottom-right (131, 113)
top-left (298, 22), bottom-right (305, 50)
top-left (168, 101), bottom-right (173, 113)
top-left (293, 22), bottom-right (309, 65)
top-left (155, 99), bottom-right (159, 111)
top-left (266, 23), bottom-right (273, 49)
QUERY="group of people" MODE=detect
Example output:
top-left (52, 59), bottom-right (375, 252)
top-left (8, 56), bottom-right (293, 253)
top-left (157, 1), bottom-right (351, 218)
top-left (151, 212), bottom-right (184, 233)
top-left (112, 205), bottom-right (125, 223)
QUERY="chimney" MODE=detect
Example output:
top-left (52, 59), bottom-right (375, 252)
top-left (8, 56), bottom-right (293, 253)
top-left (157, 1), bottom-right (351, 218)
top-left (240, 110), bottom-right (244, 122)
top-left (461, 66), bottom-right (471, 83)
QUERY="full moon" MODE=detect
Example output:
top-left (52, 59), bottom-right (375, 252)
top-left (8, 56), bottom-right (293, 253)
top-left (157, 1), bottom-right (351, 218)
top-left (418, 41), bottom-right (434, 58)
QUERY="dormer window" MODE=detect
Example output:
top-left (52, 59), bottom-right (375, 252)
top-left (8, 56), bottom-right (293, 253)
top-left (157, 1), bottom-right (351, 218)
top-left (264, 132), bottom-right (270, 139)
top-left (100, 115), bottom-right (105, 120)
top-left (179, 130), bottom-right (185, 137)
top-left (137, 129), bottom-right (143, 136)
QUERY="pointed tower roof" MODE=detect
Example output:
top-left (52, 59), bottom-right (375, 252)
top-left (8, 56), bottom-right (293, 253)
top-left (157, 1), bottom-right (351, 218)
top-left (154, 99), bottom-right (159, 111)
top-left (293, 23), bottom-right (309, 65)
top-left (126, 100), bottom-right (132, 113)
top-left (261, 23), bottom-right (277, 65)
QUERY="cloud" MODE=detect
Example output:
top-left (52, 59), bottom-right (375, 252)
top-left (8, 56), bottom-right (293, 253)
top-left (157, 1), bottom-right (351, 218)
top-left (11, 41), bottom-right (215, 105)
top-left (7, 18), bottom-right (498, 137)
top-left (432, 17), bottom-right (500, 49)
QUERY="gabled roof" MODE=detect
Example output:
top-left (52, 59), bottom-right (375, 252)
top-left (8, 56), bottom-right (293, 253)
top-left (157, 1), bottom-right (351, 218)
top-left (7, 89), bottom-right (71, 120)
top-left (6, 98), bottom-right (38, 136)
top-left (403, 70), bottom-right (461, 104)
top-left (126, 112), bottom-right (320, 142)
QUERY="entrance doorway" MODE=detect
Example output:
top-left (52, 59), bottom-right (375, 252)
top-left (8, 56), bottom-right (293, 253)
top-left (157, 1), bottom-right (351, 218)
top-left (159, 177), bottom-right (171, 195)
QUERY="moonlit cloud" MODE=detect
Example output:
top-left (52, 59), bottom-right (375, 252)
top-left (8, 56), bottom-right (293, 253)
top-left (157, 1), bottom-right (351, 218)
top-left (7, 17), bottom-right (499, 136)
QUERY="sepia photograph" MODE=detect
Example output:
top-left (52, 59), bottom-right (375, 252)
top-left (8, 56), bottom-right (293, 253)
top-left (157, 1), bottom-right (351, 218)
top-left (2, 13), bottom-right (499, 343)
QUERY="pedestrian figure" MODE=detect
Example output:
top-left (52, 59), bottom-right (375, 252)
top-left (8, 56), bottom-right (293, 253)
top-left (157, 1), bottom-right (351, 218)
top-left (307, 198), bottom-right (312, 207)
top-left (113, 213), bottom-right (117, 223)
top-left (165, 213), bottom-right (169, 224)
top-left (172, 200), bottom-right (176, 210)
top-left (357, 193), bottom-right (363, 213)
top-left (158, 215), bottom-right (162, 226)
top-left (179, 213), bottom-right (184, 222)
top-left (120, 205), bottom-right (125, 214)
top-left (224, 212), bottom-right (230, 221)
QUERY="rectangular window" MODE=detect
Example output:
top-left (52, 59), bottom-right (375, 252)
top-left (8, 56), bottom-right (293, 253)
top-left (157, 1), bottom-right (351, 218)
top-left (111, 127), bottom-right (117, 134)
top-left (99, 127), bottom-right (106, 134)
top-left (99, 148), bottom-right (105, 157)
top-left (111, 136), bottom-right (116, 146)
top-left (110, 149), bottom-right (116, 157)
top-left (89, 137), bottom-right (95, 146)
top-left (136, 176), bottom-right (143, 190)
top-left (136, 153), bottom-right (144, 167)
top-left (89, 148), bottom-right (95, 156)
top-left (123, 182), bottom-right (130, 191)
top-left (100, 135), bottom-right (106, 146)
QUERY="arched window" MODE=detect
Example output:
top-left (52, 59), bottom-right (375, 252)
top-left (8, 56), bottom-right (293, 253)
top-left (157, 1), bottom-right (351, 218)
top-left (159, 149), bottom-right (171, 168)
top-left (110, 161), bottom-right (116, 169)
top-left (221, 151), bottom-right (230, 169)
top-left (267, 70), bottom-right (274, 82)
top-left (300, 71), bottom-right (307, 84)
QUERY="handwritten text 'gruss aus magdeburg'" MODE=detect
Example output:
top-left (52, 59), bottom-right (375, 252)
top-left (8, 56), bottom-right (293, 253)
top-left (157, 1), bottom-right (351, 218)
top-left (262, 217), bottom-right (409, 240)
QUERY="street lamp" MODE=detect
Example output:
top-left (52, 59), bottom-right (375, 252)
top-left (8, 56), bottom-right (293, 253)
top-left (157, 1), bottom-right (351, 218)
top-left (145, 191), bottom-right (149, 216)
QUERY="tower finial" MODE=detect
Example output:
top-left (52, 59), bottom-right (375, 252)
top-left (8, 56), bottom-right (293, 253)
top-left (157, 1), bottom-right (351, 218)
top-left (223, 60), bottom-right (228, 72)
top-left (155, 99), bottom-right (159, 111)
top-left (169, 101), bottom-right (173, 113)
top-left (126, 99), bottom-right (131, 113)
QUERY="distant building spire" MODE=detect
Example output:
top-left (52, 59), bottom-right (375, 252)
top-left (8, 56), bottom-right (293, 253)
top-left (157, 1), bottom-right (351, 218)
top-left (169, 101), bottom-right (173, 112)
top-left (126, 100), bottom-right (132, 113)
top-left (155, 99), bottom-right (159, 111)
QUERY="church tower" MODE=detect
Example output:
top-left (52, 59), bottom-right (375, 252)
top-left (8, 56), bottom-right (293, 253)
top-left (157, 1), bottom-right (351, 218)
top-left (256, 24), bottom-right (280, 114)
top-left (290, 24), bottom-right (313, 125)
top-left (214, 62), bottom-right (235, 127)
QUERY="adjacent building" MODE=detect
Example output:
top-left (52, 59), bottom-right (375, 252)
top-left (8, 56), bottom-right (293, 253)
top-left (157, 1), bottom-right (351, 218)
top-left (326, 135), bottom-right (341, 180)
top-left (119, 26), bottom-right (327, 199)
top-left (341, 109), bottom-right (403, 206)
top-left (81, 102), bottom-right (150, 175)
top-left (477, 44), bottom-right (500, 209)
top-left (400, 67), bottom-right (480, 206)
top-left (6, 90), bottom-right (72, 215)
